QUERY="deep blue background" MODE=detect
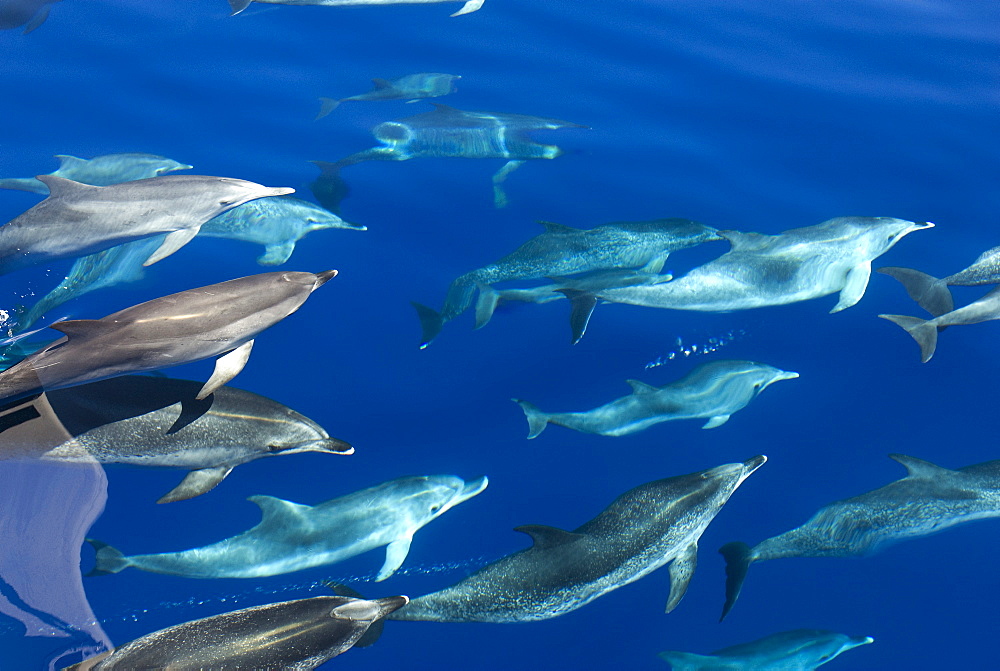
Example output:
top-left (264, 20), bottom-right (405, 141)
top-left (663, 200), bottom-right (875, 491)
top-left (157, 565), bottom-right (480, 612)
top-left (1, 0), bottom-right (999, 668)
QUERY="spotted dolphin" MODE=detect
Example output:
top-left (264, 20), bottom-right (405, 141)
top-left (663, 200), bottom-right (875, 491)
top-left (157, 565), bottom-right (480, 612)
top-left (1, 376), bottom-right (352, 503)
top-left (515, 360), bottom-right (798, 439)
top-left (0, 153), bottom-right (192, 194)
top-left (0, 269), bottom-right (337, 404)
top-left (879, 286), bottom-right (1000, 362)
top-left (390, 457), bottom-right (764, 622)
top-left (0, 174), bottom-right (293, 275)
top-left (879, 245), bottom-right (1000, 317)
top-left (316, 73), bottom-right (460, 119)
top-left (61, 594), bottom-right (408, 670)
top-left (228, 0), bottom-right (485, 17)
top-left (719, 454), bottom-right (1000, 620)
top-left (87, 475), bottom-right (488, 580)
top-left (659, 629), bottom-right (874, 670)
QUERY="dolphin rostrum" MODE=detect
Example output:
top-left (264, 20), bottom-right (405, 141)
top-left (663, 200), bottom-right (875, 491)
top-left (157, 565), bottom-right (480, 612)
top-left (718, 454), bottom-right (1000, 620)
top-left (879, 286), bottom-right (1000, 362)
top-left (0, 375), bottom-right (353, 503)
top-left (87, 475), bottom-right (488, 580)
top-left (659, 629), bottom-right (874, 670)
top-left (316, 73), bottom-right (460, 119)
top-left (515, 360), bottom-right (799, 438)
top-left (228, 0), bottom-right (485, 18)
top-left (0, 269), bottom-right (337, 404)
top-left (62, 593), bottom-right (408, 670)
top-left (0, 174), bottom-right (293, 275)
top-left (389, 457), bottom-right (764, 622)
top-left (0, 153), bottom-right (192, 193)
top-left (879, 244), bottom-right (1000, 317)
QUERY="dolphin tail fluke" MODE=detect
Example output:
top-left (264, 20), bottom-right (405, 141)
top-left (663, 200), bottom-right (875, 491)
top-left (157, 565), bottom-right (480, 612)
top-left (877, 266), bottom-right (953, 317)
top-left (85, 539), bottom-right (129, 576)
top-left (718, 541), bottom-right (754, 621)
top-left (473, 284), bottom-right (501, 329)
top-left (657, 651), bottom-right (716, 670)
top-left (513, 398), bottom-right (548, 439)
top-left (412, 302), bottom-right (445, 349)
top-left (228, 0), bottom-right (253, 15)
top-left (878, 314), bottom-right (938, 363)
top-left (315, 97), bottom-right (341, 120)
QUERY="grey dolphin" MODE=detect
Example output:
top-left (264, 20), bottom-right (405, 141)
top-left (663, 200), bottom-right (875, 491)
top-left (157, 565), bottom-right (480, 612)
top-left (414, 218), bottom-right (720, 347)
top-left (229, 0), bottom-right (485, 17)
top-left (0, 269), bottom-right (337, 404)
top-left (316, 73), bottom-right (460, 119)
top-left (390, 456), bottom-right (765, 622)
top-left (719, 454), bottom-right (1000, 620)
top-left (1, 376), bottom-right (352, 503)
top-left (515, 359), bottom-right (799, 438)
top-left (659, 630), bottom-right (874, 670)
top-left (308, 160), bottom-right (351, 214)
top-left (62, 594), bottom-right (408, 670)
top-left (87, 475), bottom-right (488, 580)
top-left (879, 285), bottom-right (1000, 362)
top-left (0, 0), bottom-right (60, 33)
top-left (879, 245), bottom-right (1000, 317)
top-left (0, 174), bottom-right (293, 275)
top-left (581, 217), bottom-right (933, 317)
top-left (0, 153), bottom-right (192, 194)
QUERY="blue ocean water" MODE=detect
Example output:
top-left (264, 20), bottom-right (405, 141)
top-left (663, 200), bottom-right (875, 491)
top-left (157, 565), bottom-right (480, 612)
top-left (1, 0), bottom-right (999, 668)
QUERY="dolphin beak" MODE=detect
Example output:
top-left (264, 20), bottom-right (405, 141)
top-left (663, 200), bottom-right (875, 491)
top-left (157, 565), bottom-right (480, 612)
top-left (848, 636), bottom-right (875, 648)
top-left (456, 475), bottom-right (489, 504)
top-left (913, 221), bottom-right (935, 230)
top-left (268, 186), bottom-right (296, 197)
top-left (776, 371), bottom-right (800, 381)
top-left (743, 455), bottom-right (767, 474)
top-left (304, 438), bottom-right (354, 454)
top-left (314, 269), bottom-right (339, 286)
top-left (374, 595), bottom-right (409, 618)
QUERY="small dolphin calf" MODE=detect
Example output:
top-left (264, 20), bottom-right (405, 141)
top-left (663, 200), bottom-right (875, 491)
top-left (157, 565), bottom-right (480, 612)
top-left (515, 360), bottom-right (798, 438)
top-left (879, 245), bottom-right (1000, 317)
top-left (719, 454), bottom-right (1000, 620)
top-left (1, 376), bottom-right (352, 503)
top-left (0, 174), bottom-right (293, 275)
top-left (316, 73), bottom-right (460, 119)
top-left (62, 593), bottom-right (408, 670)
top-left (391, 457), bottom-right (764, 622)
top-left (879, 286), bottom-right (1000, 362)
top-left (229, 0), bottom-right (485, 17)
top-left (0, 153), bottom-right (192, 193)
top-left (0, 269), bottom-right (337, 404)
top-left (659, 629), bottom-right (874, 670)
top-left (88, 475), bottom-right (488, 580)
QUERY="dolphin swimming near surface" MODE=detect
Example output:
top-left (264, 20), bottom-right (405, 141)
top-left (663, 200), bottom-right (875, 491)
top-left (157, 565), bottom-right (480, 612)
top-left (879, 286), bottom-right (1000, 362)
top-left (0, 269), bottom-right (337, 404)
top-left (0, 153), bottom-right (192, 193)
top-left (0, 174), bottom-right (293, 275)
top-left (879, 244), bottom-right (1000, 317)
top-left (61, 593), bottom-right (408, 670)
top-left (316, 73), bottom-right (460, 119)
top-left (0, 375), bottom-right (353, 503)
top-left (718, 453), bottom-right (1000, 620)
top-left (0, 0), bottom-right (60, 33)
top-left (390, 456), bottom-right (765, 622)
top-left (228, 0), bottom-right (485, 17)
top-left (87, 475), bottom-right (488, 580)
top-left (515, 360), bottom-right (798, 439)
top-left (659, 629), bottom-right (874, 670)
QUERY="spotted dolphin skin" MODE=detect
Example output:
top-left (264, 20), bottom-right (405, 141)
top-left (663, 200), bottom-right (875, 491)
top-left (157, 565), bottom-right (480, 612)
top-left (879, 244), bottom-right (1000, 317)
top-left (0, 376), bottom-right (353, 503)
top-left (515, 360), bottom-right (798, 438)
top-left (316, 73), bottom-right (460, 119)
top-left (0, 153), bottom-right (192, 193)
top-left (879, 286), bottom-right (1000, 362)
top-left (659, 629), bottom-right (874, 670)
top-left (390, 457), bottom-right (765, 623)
top-left (61, 594), bottom-right (408, 670)
top-left (0, 269), bottom-right (337, 404)
top-left (718, 454), bottom-right (1000, 620)
top-left (228, 0), bottom-right (485, 18)
top-left (0, 174), bottom-right (294, 275)
top-left (87, 475), bottom-right (488, 580)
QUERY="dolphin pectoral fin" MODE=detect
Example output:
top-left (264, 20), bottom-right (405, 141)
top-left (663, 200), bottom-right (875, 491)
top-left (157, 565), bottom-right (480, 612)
top-left (641, 255), bottom-right (668, 274)
top-left (376, 537), bottom-right (413, 581)
top-left (257, 241), bottom-right (295, 266)
top-left (228, 0), bottom-right (254, 15)
top-left (144, 227), bottom-right (200, 266)
top-left (830, 261), bottom-right (872, 313)
top-left (879, 314), bottom-right (938, 362)
top-left (665, 542), bottom-right (697, 613)
top-left (197, 340), bottom-right (254, 400)
top-left (157, 466), bottom-right (234, 503)
top-left (412, 303), bottom-right (444, 349)
top-left (702, 415), bottom-right (730, 429)
top-left (473, 284), bottom-right (501, 329)
top-left (557, 289), bottom-right (598, 344)
top-left (451, 0), bottom-right (485, 16)
top-left (22, 5), bottom-right (51, 34)
top-left (315, 97), bottom-right (341, 121)
top-left (718, 541), bottom-right (754, 621)
top-left (492, 160), bottom-right (524, 208)
top-left (877, 266), bottom-right (953, 317)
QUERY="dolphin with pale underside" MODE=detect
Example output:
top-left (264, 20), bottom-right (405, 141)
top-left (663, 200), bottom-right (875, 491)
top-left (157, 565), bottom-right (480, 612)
top-left (0, 153), bottom-right (192, 193)
top-left (659, 629), bottom-right (874, 670)
top-left (0, 269), bottom-right (337, 404)
top-left (719, 453), bottom-right (1000, 620)
top-left (86, 475), bottom-right (488, 580)
top-left (316, 73), bottom-right (460, 119)
top-left (228, 0), bottom-right (485, 18)
top-left (879, 244), bottom-right (1000, 317)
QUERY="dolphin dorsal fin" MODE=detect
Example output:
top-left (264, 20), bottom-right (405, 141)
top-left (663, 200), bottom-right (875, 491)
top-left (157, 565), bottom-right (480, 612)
top-left (719, 230), bottom-right (772, 251)
top-left (53, 154), bottom-right (86, 169)
top-left (248, 495), bottom-right (310, 522)
top-left (514, 524), bottom-right (584, 549)
top-left (537, 220), bottom-right (577, 234)
top-left (371, 78), bottom-right (392, 89)
top-left (35, 174), bottom-right (100, 196)
top-left (889, 453), bottom-right (956, 479)
top-left (430, 103), bottom-right (459, 112)
top-left (48, 319), bottom-right (106, 340)
top-left (626, 379), bottom-right (658, 394)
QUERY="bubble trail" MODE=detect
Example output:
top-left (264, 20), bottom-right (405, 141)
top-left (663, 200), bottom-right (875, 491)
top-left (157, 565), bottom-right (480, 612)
top-left (645, 329), bottom-right (746, 369)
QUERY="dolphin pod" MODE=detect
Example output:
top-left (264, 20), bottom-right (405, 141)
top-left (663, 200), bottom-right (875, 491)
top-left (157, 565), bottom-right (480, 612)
top-left (228, 0), bottom-right (486, 18)
top-left (718, 454), bottom-right (1000, 620)
top-left (86, 475), bottom-right (488, 580)
top-left (316, 72), bottom-right (460, 119)
top-left (0, 269), bottom-right (337, 404)
top-left (61, 593), bottom-right (408, 670)
top-left (390, 456), bottom-right (765, 622)
top-left (659, 629), bottom-right (874, 670)
top-left (515, 360), bottom-right (799, 438)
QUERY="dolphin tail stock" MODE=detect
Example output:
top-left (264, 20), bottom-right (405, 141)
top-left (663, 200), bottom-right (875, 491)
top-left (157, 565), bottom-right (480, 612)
top-left (877, 266), bottom-right (953, 317)
top-left (227, 0), bottom-right (253, 15)
top-left (555, 289), bottom-right (598, 345)
top-left (718, 541), bottom-right (754, 621)
top-left (85, 539), bottom-right (129, 576)
top-left (878, 314), bottom-right (939, 363)
top-left (412, 302), bottom-right (445, 350)
top-left (513, 398), bottom-right (549, 439)
top-left (315, 97), bottom-right (341, 120)
top-left (0, 177), bottom-right (47, 193)
top-left (473, 283), bottom-right (501, 329)
top-left (657, 651), bottom-right (718, 670)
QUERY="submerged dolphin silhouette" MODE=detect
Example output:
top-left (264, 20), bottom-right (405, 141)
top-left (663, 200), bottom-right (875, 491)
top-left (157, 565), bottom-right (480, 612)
top-left (0, 0), bottom-right (60, 33)
top-left (316, 73), bottom-right (460, 119)
top-left (0, 153), bottom-right (192, 194)
top-left (659, 629), bottom-right (874, 670)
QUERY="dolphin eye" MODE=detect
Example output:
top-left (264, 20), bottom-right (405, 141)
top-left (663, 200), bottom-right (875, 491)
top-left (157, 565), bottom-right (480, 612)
top-left (430, 504), bottom-right (442, 513)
